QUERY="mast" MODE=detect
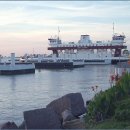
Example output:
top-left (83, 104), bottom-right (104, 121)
top-left (58, 26), bottom-right (60, 39)
top-left (57, 26), bottom-right (60, 44)
top-left (113, 22), bottom-right (115, 36)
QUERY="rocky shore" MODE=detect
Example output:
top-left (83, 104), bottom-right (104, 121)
top-left (0, 92), bottom-right (87, 129)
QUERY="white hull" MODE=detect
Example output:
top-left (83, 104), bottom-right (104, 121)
top-left (25, 55), bottom-right (129, 65)
top-left (84, 62), bottom-right (110, 65)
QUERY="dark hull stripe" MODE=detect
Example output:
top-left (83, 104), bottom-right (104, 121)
top-left (0, 69), bottom-right (35, 75)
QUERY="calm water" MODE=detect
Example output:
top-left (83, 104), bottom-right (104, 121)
top-left (0, 65), bottom-right (114, 125)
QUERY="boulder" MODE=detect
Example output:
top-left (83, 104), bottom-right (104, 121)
top-left (62, 119), bottom-right (86, 129)
top-left (0, 122), bottom-right (18, 129)
top-left (66, 93), bottom-right (86, 116)
top-left (47, 93), bottom-right (86, 118)
top-left (47, 96), bottom-right (71, 119)
top-left (62, 109), bottom-right (76, 122)
top-left (23, 108), bottom-right (62, 129)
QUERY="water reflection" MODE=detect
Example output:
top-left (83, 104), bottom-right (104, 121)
top-left (10, 76), bottom-right (16, 91)
top-left (0, 65), bottom-right (114, 125)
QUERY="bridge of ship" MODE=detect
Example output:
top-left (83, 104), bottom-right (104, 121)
top-left (48, 45), bottom-right (127, 57)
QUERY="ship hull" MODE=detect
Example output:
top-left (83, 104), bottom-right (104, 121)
top-left (0, 69), bottom-right (35, 75)
top-left (35, 61), bottom-right (85, 69)
top-left (84, 59), bottom-right (111, 65)
top-left (111, 59), bottom-right (128, 65)
top-left (35, 62), bottom-right (74, 69)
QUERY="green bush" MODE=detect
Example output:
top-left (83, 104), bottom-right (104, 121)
top-left (115, 109), bottom-right (130, 121)
top-left (85, 73), bottom-right (130, 124)
top-left (86, 89), bottom-right (116, 122)
top-left (115, 98), bottom-right (130, 121)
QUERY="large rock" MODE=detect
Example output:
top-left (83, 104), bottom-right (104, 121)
top-left (47, 93), bottom-right (86, 118)
top-left (62, 119), bottom-right (86, 129)
top-left (23, 108), bottom-right (62, 129)
top-left (62, 109), bottom-right (76, 122)
top-left (66, 93), bottom-right (86, 116)
top-left (47, 96), bottom-right (71, 119)
top-left (0, 122), bottom-right (18, 129)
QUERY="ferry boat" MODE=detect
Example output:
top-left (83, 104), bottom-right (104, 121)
top-left (47, 32), bottom-right (129, 65)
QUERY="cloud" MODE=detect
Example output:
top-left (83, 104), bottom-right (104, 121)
top-left (0, 1), bottom-right (130, 55)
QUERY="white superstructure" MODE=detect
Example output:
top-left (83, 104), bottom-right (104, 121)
top-left (47, 32), bottom-right (128, 64)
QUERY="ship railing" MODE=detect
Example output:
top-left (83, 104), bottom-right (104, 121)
top-left (52, 43), bottom-right (126, 48)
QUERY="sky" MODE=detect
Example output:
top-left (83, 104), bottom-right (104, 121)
top-left (0, 1), bottom-right (130, 56)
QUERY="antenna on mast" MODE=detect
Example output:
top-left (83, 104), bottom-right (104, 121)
top-left (113, 22), bottom-right (115, 35)
top-left (58, 26), bottom-right (60, 38)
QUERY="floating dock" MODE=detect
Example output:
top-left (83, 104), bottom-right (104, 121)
top-left (0, 53), bottom-right (35, 75)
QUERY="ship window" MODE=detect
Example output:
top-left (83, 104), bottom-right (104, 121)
top-left (85, 60), bottom-right (104, 62)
